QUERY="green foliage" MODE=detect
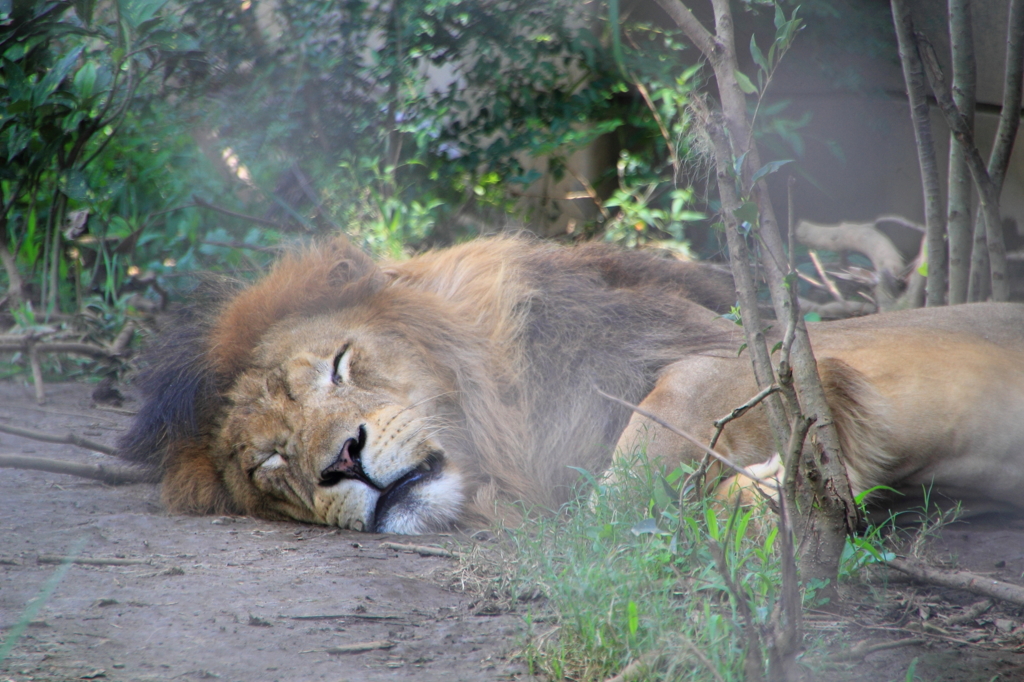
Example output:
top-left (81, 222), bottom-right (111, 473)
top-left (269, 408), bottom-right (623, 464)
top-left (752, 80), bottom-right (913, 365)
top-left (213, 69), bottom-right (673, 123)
top-left (506, 449), bottom-right (788, 681)
top-left (1, 0), bottom-right (824, 388)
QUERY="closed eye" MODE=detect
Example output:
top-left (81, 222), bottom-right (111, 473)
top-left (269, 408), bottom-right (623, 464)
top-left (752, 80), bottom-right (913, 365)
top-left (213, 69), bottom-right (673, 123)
top-left (261, 453), bottom-right (287, 470)
top-left (248, 452), bottom-right (287, 479)
top-left (332, 344), bottom-right (352, 384)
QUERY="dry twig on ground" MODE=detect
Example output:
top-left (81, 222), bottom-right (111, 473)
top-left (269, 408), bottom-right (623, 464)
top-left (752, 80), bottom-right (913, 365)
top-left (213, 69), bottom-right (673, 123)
top-left (0, 454), bottom-right (153, 484)
top-left (380, 542), bottom-right (457, 558)
top-left (827, 637), bottom-right (927, 662)
top-left (0, 421), bottom-right (116, 455)
top-left (886, 557), bottom-right (1024, 606)
top-left (37, 555), bottom-right (152, 566)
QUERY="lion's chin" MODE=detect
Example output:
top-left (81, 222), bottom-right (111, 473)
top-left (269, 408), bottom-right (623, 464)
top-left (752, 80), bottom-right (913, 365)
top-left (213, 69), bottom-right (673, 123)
top-left (374, 473), bottom-right (466, 534)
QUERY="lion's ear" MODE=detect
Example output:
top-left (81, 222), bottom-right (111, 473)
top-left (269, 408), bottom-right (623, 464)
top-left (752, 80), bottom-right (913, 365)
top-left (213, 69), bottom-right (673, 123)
top-left (161, 440), bottom-right (238, 516)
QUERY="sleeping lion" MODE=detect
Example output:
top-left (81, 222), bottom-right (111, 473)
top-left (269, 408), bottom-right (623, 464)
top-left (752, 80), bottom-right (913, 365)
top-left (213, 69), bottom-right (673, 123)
top-left (119, 235), bottom-right (1024, 533)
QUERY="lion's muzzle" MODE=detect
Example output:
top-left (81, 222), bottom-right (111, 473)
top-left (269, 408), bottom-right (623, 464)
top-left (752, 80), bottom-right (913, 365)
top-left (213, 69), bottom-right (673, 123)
top-left (319, 424), bottom-right (369, 487)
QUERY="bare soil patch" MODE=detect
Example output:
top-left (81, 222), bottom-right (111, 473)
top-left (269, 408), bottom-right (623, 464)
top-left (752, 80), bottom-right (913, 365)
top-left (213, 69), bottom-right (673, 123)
top-left (0, 382), bottom-right (533, 682)
top-left (3, 381), bottom-right (1024, 681)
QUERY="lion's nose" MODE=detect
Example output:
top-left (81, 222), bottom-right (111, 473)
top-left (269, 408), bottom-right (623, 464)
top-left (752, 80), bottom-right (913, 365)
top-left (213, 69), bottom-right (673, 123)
top-left (319, 424), bottom-right (369, 486)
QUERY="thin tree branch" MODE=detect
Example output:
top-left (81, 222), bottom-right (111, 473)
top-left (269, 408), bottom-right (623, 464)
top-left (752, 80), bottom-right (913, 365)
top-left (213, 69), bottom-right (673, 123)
top-left (29, 345), bottom-right (45, 405)
top-left (987, 0), bottom-right (1024, 193)
top-left (708, 535), bottom-right (766, 682)
top-left (682, 384), bottom-right (783, 498)
top-left (795, 219), bottom-right (905, 276)
top-left (0, 341), bottom-right (125, 359)
top-left (665, 0), bottom-right (860, 601)
top-left (595, 388), bottom-right (768, 483)
top-left (0, 454), bottom-right (153, 484)
top-left (704, 114), bottom-right (791, 448)
top-left (808, 250), bottom-right (844, 303)
top-left (712, 384), bottom-right (782, 436)
top-left (651, 0), bottom-right (718, 58)
top-left (191, 195), bottom-right (281, 227)
top-left (919, 37), bottom-right (1008, 301)
top-left (635, 81), bottom-right (679, 174)
top-left (37, 555), bottom-right (152, 566)
top-left (0, 422), bottom-right (116, 455)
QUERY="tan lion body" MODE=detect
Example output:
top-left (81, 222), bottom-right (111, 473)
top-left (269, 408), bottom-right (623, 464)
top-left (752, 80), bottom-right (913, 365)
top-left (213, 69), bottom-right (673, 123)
top-left (119, 236), bottom-right (1024, 532)
top-left (616, 303), bottom-right (1024, 515)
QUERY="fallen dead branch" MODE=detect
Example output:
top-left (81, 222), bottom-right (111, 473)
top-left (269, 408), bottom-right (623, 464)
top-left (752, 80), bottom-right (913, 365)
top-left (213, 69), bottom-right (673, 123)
top-left (380, 541), bottom-right (457, 558)
top-left (0, 340), bottom-right (125, 359)
top-left (0, 454), bottom-right (153, 484)
top-left (827, 637), bottom-right (927, 662)
top-left (794, 216), bottom-right (920, 312)
top-left (0, 422), bottom-right (116, 455)
top-left (795, 219), bottom-right (905, 277)
top-left (945, 598), bottom-right (994, 626)
top-left (323, 640), bottom-right (395, 655)
top-left (0, 325), bottom-right (134, 404)
top-left (886, 557), bottom-right (1024, 606)
top-left (37, 555), bottom-right (152, 566)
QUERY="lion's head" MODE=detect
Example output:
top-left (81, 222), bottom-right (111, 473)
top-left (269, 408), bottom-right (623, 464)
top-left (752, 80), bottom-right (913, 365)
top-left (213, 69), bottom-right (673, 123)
top-left (213, 309), bottom-right (471, 533)
top-left (119, 235), bottom-right (737, 533)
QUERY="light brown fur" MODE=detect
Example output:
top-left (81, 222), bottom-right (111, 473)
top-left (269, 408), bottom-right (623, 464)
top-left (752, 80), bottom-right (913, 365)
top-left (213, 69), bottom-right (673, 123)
top-left (614, 303), bottom-right (1024, 516)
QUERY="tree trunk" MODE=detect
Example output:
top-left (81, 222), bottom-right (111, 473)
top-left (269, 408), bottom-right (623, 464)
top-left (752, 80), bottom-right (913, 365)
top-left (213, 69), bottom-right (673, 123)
top-left (891, 0), bottom-right (947, 306)
top-left (946, 0), bottom-right (974, 305)
top-left (972, 0), bottom-right (1024, 301)
top-left (655, 0), bottom-right (861, 604)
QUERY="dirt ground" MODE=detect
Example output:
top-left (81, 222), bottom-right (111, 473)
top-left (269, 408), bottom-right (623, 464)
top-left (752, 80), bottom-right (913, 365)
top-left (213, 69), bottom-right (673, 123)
top-left (0, 382), bottom-right (534, 682)
top-left (3, 381), bottom-right (1024, 682)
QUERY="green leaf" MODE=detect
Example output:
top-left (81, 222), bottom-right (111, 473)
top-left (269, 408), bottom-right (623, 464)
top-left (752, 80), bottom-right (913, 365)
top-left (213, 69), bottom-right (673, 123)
top-left (733, 150), bottom-right (749, 179)
top-left (58, 170), bottom-right (92, 202)
top-left (733, 201), bottom-right (759, 226)
top-left (803, 311), bottom-right (822, 322)
top-left (705, 506), bottom-right (720, 540)
top-left (734, 69), bottom-right (757, 95)
top-left (750, 35), bottom-right (769, 74)
top-left (917, 261), bottom-right (928, 277)
top-left (750, 159), bottom-right (793, 185)
top-left (35, 46), bottom-right (84, 106)
top-left (627, 600), bottom-right (639, 636)
top-left (4, 126), bottom-right (32, 161)
top-left (733, 510), bottom-right (751, 552)
top-left (119, 0), bottom-right (169, 29)
top-left (73, 61), bottom-right (97, 99)
top-left (774, 3), bottom-right (786, 30)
